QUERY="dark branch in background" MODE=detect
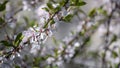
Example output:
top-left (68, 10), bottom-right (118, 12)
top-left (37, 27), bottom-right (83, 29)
top-left (0, 7), bottom-right (22, 29)
top-left (61, 20), bottom-right (102, 62)
top-left (102, 2), bottom-right (117, 68)
top-left (70, 23), bottom-right (101, 61)
top-left (0, 7), bottom-right (23, 61)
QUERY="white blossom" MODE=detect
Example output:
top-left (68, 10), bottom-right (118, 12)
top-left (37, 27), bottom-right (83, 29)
top-left (46, 57), bottom-right (55, 64)
top-left (35, 5), bottom-right (50, 27)
top-left (55, 60), bottom-right (63, 66)
top-left (22, 1), bottom-right (31, 11)
top-left (61, 7), bottom-right (67, 17)
top-left (30, 44), bottom-right (40, 56)
top-left (74, 42), bottom-right (80, 47)
top-left (22, 27), bottom-right (35, 43)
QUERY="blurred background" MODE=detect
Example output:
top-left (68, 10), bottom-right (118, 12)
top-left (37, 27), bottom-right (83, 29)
top-left (0, 0), bottom-right (120, 68)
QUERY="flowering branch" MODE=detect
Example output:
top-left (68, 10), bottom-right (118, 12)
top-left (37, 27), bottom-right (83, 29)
top-left (0, 0), bottom-right (71, 63)
top-left (102, 2), bottom-right (117, 68)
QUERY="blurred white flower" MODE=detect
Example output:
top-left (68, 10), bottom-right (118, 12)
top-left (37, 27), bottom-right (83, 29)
top-left (63, 36), bottom-right (73, 44)
top-left (22, 1), bottom-right (31, 11)
top-left (53, 15), bottom-right (59, 21)
top-left (74, 42), bottom-right (80, 47)
top-left (10, 55), bottom-right (15, 60)
top-left (102, 0), bottom-right (110, 4)
top-left (61, 7), bottom-right (67, 17)
top-left (55, 60), bottom-right (63, 66)
top-left (57, 45), bottom-right (64, 54)
top-left (46, 57), bottom-right (55, 64)
top-left (30, 44), bottom-right (40, 56)
top-left (77, 21), bottom-right (85, 32)
top-left (65, 46), bottom-right (75, 54)
top-left (64, 54), bottom-right (69, 59)
top-left (22, 27), bottom-right (35, 43)
top-left (1, 62), bottom-right (12, 68)
top-left (68, 53), bottom-right (74, 58)
top-left (35, 5), bottom-right (50, 27)
top-left (40, 32), bottom-right (47, 42)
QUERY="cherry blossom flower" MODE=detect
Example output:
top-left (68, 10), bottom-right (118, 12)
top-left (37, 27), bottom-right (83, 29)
top-left (46, 57), bottom-right (55, 64)
top-left (35, 5), bottom-right (50, 27)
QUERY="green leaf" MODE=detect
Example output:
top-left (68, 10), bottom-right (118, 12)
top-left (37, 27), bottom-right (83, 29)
top-left (32, 67), bottom-right (39, 68)
top-left (45, 65), bottom-right (51, 68)
top-left (47, 2), bottom-right (57, 13)
top-left (0, 40), bottom-right (13, 47)
top-left (0, 17), bottom-right (5, 24)
top-left (112, 51), bottom-right (118, 58)
top-left (42, 7), bottom-right (49, 12)
top-left (50, 19), bottom-right (55, 25)
top-left (43, 21), bottom-right (49, 28)
top-left (79, 31), bottom-right (84, 36)
top-left (84, 37), bottom-right (91, 45)
top-left (54, 5), bottom-right (61, 12)
top-left (88, 8), bottom-right (96, 17)
top-left (114, 63), bottom-right (119, 68)
top-left (29, 20), bottom-right (36, 27)
top-left (23, 16), bottom-right (29, 23)
top-left (33, 57), bottom-right (41, 66)
top-left (0, 0), bottom-right (8, 12)
top-left (14, 65), bottom-right (20, 68)
top-left (59, 0), bottom-right (65, 6)
top-left (52, 37), bottom-right (58, 45)
top-left (23, 17), bottom-right (37, 27)
top-left (111, 34), bottom-right (117, 43)
top-left (70, 0), bottom-right (86, 6)
top-left (78, 1), bottom-right (86, 6)
top-left (15, 33), bottom-right (22, 43)
top-left (47, 3), bottom-right (54, 10)
top-left (70, 0), bottom-right (76, 5)
top-left (54, 49), bottom-right (59, 57)
top-left (97, 8), bottom-right (107, 16)
top-left (53, 65), bottom-right (58, 68)
top-left (14, 32), bottom-right (24, 47)
top-left (63, 14), bottom-right (73, 22)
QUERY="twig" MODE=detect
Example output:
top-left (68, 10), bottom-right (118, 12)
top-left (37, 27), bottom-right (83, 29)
top-left (43, 0), bottom-right (69, 28)
top-left (102, 2), bottom-right (116, 68)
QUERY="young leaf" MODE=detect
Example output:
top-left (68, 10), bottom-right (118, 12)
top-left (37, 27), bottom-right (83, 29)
top-left (0, 40), bottom-right (13, 47)
top-left (70, 0), bottom-right (86, 6)
top-left (29, 20), bottom-right (36, 27)
top-left (33, 57), bottom-right (42, 66)
top-left (77, 1), bottom-right (86, 6)
top-left (0, 17), bottom-right (5, 24)
top-left (33, 67), bottom-right (39, 68)
top-left (14, 65), bottom-right (20, 68)
top-left (47, 3), bottom-right (54, 10)
top-left (23, 16), bottom-right (29, 23)
top-left (54, 6), bottom-right (61, 12)
top-left (53, 65), bottom-right (58, 68)
top-left (43, 21), bottom-right (49, 28)
top-left (115, 63), bottom-right (119, 68)
top-left (42, 7), bottom-right (49, 12)
top-left (59, 0), bottom-right (65, 6)
top-left (88, 8), bottom-right (96, 17)
top-left (63, 14), bottom-right (73, 22)
top-left (14, 32), bottom-right (24, 47)
top-left (50, 19), bottom-right (55, 25)
top-left (52, 37), bottom-right (58, 45)
top-left (111, 34), bottom-right (117, 43)
top-left (112, 51), bottom-right (118, 58)
top-left (0, 0), bottom-right (8, 12)
top-left (97, 8), bottom-right (107, 16)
